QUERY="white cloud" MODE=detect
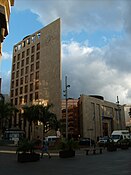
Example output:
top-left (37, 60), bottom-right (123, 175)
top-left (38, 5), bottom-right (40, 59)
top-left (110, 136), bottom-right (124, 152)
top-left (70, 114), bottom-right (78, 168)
top-left (2, 52), bottom-right (12, 60)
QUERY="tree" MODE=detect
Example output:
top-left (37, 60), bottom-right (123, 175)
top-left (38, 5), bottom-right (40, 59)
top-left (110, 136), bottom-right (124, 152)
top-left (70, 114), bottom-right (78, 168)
top-left (0, 101), bottom-right (18, 134)
top-left (22, 104), bottom-right (58, 139)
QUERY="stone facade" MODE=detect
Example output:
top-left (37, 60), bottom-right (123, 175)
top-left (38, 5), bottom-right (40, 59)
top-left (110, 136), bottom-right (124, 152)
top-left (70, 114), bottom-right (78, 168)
top-left (79, 95), bottom-right (126, 141)
top-left (10, 19), bottom-right (61, 139)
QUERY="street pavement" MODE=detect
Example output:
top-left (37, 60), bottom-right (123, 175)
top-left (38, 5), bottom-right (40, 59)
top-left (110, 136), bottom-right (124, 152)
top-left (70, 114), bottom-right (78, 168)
top-left (0, 146), bottom-right (131, 175)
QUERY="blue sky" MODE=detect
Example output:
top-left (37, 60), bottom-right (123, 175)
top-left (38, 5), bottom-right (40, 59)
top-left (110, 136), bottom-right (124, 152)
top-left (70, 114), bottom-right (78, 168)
top-left (1, 0), bottom-right (131, 105)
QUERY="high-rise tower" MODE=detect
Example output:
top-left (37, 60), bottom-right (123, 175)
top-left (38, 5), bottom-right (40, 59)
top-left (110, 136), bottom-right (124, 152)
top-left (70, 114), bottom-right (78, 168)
top-left (10, 19), bottom-right (61, 138)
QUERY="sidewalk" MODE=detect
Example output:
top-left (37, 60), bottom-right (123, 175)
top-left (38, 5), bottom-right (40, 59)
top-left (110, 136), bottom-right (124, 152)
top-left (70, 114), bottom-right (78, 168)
top-left (0, 146), bottom-right (131, 175)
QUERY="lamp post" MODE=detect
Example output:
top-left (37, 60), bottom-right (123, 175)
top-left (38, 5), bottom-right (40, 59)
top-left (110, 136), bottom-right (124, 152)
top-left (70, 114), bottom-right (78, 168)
top-left (63, 76), bottom-right (70, 139)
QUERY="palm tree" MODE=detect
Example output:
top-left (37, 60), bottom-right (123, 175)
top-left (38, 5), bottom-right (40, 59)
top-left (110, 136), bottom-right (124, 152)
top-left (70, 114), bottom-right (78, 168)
top-left (22, 104), bottom-right (58, 139)
top-left (0, 101), bottom-right (18, 135)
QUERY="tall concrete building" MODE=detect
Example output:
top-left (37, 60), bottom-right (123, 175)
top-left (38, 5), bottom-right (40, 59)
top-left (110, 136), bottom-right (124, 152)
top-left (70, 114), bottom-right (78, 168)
top-left (10, 19), bottom-right (61, 138)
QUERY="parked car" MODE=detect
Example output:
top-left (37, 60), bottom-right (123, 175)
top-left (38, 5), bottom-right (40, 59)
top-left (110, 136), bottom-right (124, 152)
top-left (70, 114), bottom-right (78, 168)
top-left (79, 138), bottom-right (95, 146)
top-left (97, 136), bottom-right (111, 147)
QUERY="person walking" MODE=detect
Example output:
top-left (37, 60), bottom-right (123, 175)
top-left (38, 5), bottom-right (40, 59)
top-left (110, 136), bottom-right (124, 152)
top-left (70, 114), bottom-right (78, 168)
top-left (41, 139), bottom-right (51, 159)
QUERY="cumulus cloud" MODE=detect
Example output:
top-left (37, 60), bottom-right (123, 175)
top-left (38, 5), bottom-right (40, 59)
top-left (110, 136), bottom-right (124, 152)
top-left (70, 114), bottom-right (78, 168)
top-left (9, 0), bottom-right (131, 104)
top-left (2, 52), bottom-right (12, 60)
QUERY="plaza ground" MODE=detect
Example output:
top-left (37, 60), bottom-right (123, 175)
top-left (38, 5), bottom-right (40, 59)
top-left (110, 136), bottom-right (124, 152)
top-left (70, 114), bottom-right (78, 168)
top-left (0, 146), bottom-right (131, 175)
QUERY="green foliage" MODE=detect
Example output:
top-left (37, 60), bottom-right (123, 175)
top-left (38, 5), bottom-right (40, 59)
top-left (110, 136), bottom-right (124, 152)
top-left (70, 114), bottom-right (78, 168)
top-left (17, 139), bottom-right (35, 153)
top-left (59, 138), bottom-right (78, 151)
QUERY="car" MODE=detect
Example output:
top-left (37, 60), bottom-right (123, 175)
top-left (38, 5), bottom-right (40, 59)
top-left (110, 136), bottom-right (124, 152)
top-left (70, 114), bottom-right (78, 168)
top-left (97, 136), bottom-right (111, 147)
top-left (79, 138), bottom-right (95, 146)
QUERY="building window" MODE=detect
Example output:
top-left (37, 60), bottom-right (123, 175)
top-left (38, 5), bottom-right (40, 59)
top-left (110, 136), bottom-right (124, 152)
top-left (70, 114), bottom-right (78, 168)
top-left (11, 90), bottom-right (14, 97)
top-left (21, 59), bottom-right (24, 67)
top-left (30, 73), bottom-right (34, 82)
top-left (32, 35), bottom-right (35, 42)
top-left (31, 55), bottom-right (34, 62)
top-left (25, 66), bottom-right (29, 74)
top-left (12, 72), bottom-right (15, 80)
top-left (20, 87), bottom-right (23, 94)
top-left (37, 32), bottom-right (41, 39)
top-left (30, 83), bottom-right (33, 91)
top-left (26, 48), bottom-right (30, 56)
top-left (25, 85), bottom-right (28, 93)
top-left (13, 64), bottom-right (15, 71)
top-left (27, 38), bottom-right (30, 45)
top-left (16, 70), bottom-right (19, 78)
top-left (22, 41), bottom-right (25, 48)
top-left (22, 51), bottom-right (25, 58)
top-left (31, 46), bottom-right (35, 53)
top-left (11, 81), bottom-right (14, 88)
top-left (19, 96), bottom-right (22, 105)
top-left (29, 94), bottom-right (33, 102)
top-left (13, 56), bottom-right (16, 63)
top-left (35, 92), bottom-right (38, 100)
top-left (36, 52), bottom-right (40, 60)
top-left (15, 88), bottom-right (18, 96)
top-left (37, 43), bottom-right (40, 51)
top-left (16, 79), bottom-right (19, 87)
top-left (18, 54), bottom-right (20, 61)
top-left (20, 77), bottom-right (23, 85)
top-left (17, 62), bottom-right (20, 69)
top-left (26, 57), bottom-right (29, 65)
top-left (35, 81), bottom-right (39, 90)
top-left (36, 61), bottom-right (39, 70)
top-left (25, 75), bottom-right (28, 84)
top-left (21, 68), bottom-right (24, 76)
top-left (30, 64), bottom-right (34, 72)
top-left (15, 98), bottom-right (18, 105)
top-left (24, 95), bottom-right (28, 103)
top-left (35, 71), bottom-right (39, 80)
top-left (18, 44), bottom-right (22, 50)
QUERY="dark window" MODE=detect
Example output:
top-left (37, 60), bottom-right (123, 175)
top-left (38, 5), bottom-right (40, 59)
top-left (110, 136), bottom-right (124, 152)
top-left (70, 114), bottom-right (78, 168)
top-left (19, 96), bottom-right (22, 105)
top-left (30, 64), bottom-right (34, 72)
top-left (22, 51), bottom-right (25, 58)
top-left (26, 57), bottom-right (29, 65)
top-left (31, 55), bottom-right (34, 62)
top-left (25, 66), bottom-right (29, 74)
top-left (35, 92), bottom-right (38, 100)
top-left (24, 95), bottom-right (28, 103)
top-left (17, 62), bottom-right (20, 69)
top-left (25, 76), bottom-right (28, 84)
top-left (35, 71), bottom-right (39, 80)
top-left (20, 77), bottom-right (23, 85)
top-left (37, 43), bottom-right (40, 50)
top-left (21, 60), bottom-right (24, 67)
top-left (30, 83), bottom-right (33, 91)
top-left (36, 52), bottom-right (40, 60)
top-left (25, 85), bottom-right (28, 93)
top-left (20, 87), bottom-right (23, 94)
top-left (29, 94), bottom-right (33, 102)
top-left (12, 72), bottom-right (15, 80)
top-left (16, 79), bottom-right (19, 87)
top-left (31, 46), bottom-right (35, 53)
top-left (36, 61), bottom-right (39, 69)
top-left (13, 64), bottom-right (15, 71)
top-left (26, 48), bottom-right (30, 56)
top-left (30, 73), bottom-right (34, 82)
top-left (11, 90), bottom-right (14, 97)
top-left (18, 54), bottom-right (20, 61)
top-left (13, 56), bottom-right (16, 63)
top-left (21, 68), bottom-right (24, 76)
top-left (16, 70), bottom-right (19, 78)
top-left (15, 98), bottom-right (18, 105)
top-left (15, 88), bottom-right (18, 96)
top-left (35, 81), bottom-right (39, 90)
top-left (11, 81), bottom-right (14, 88)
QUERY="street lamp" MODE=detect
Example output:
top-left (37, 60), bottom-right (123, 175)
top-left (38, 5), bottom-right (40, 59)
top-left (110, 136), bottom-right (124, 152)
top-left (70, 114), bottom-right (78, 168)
top-left (63, 76), bottom-right (70, 139)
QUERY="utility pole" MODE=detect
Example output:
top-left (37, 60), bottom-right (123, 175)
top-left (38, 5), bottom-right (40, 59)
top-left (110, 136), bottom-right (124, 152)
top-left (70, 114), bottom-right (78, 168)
top-left (63, 76), bottom-right (70, 139)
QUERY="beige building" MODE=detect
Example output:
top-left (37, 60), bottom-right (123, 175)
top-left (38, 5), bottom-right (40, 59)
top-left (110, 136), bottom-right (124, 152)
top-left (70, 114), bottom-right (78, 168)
top-left (10, 19), bottom-right (61, 138)
top-left (123, 104), bottom-right (131, 131)
top-left (79, 95), bottom-right (126, 141)
top-left (0, 0), bottom-right (14, 56)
